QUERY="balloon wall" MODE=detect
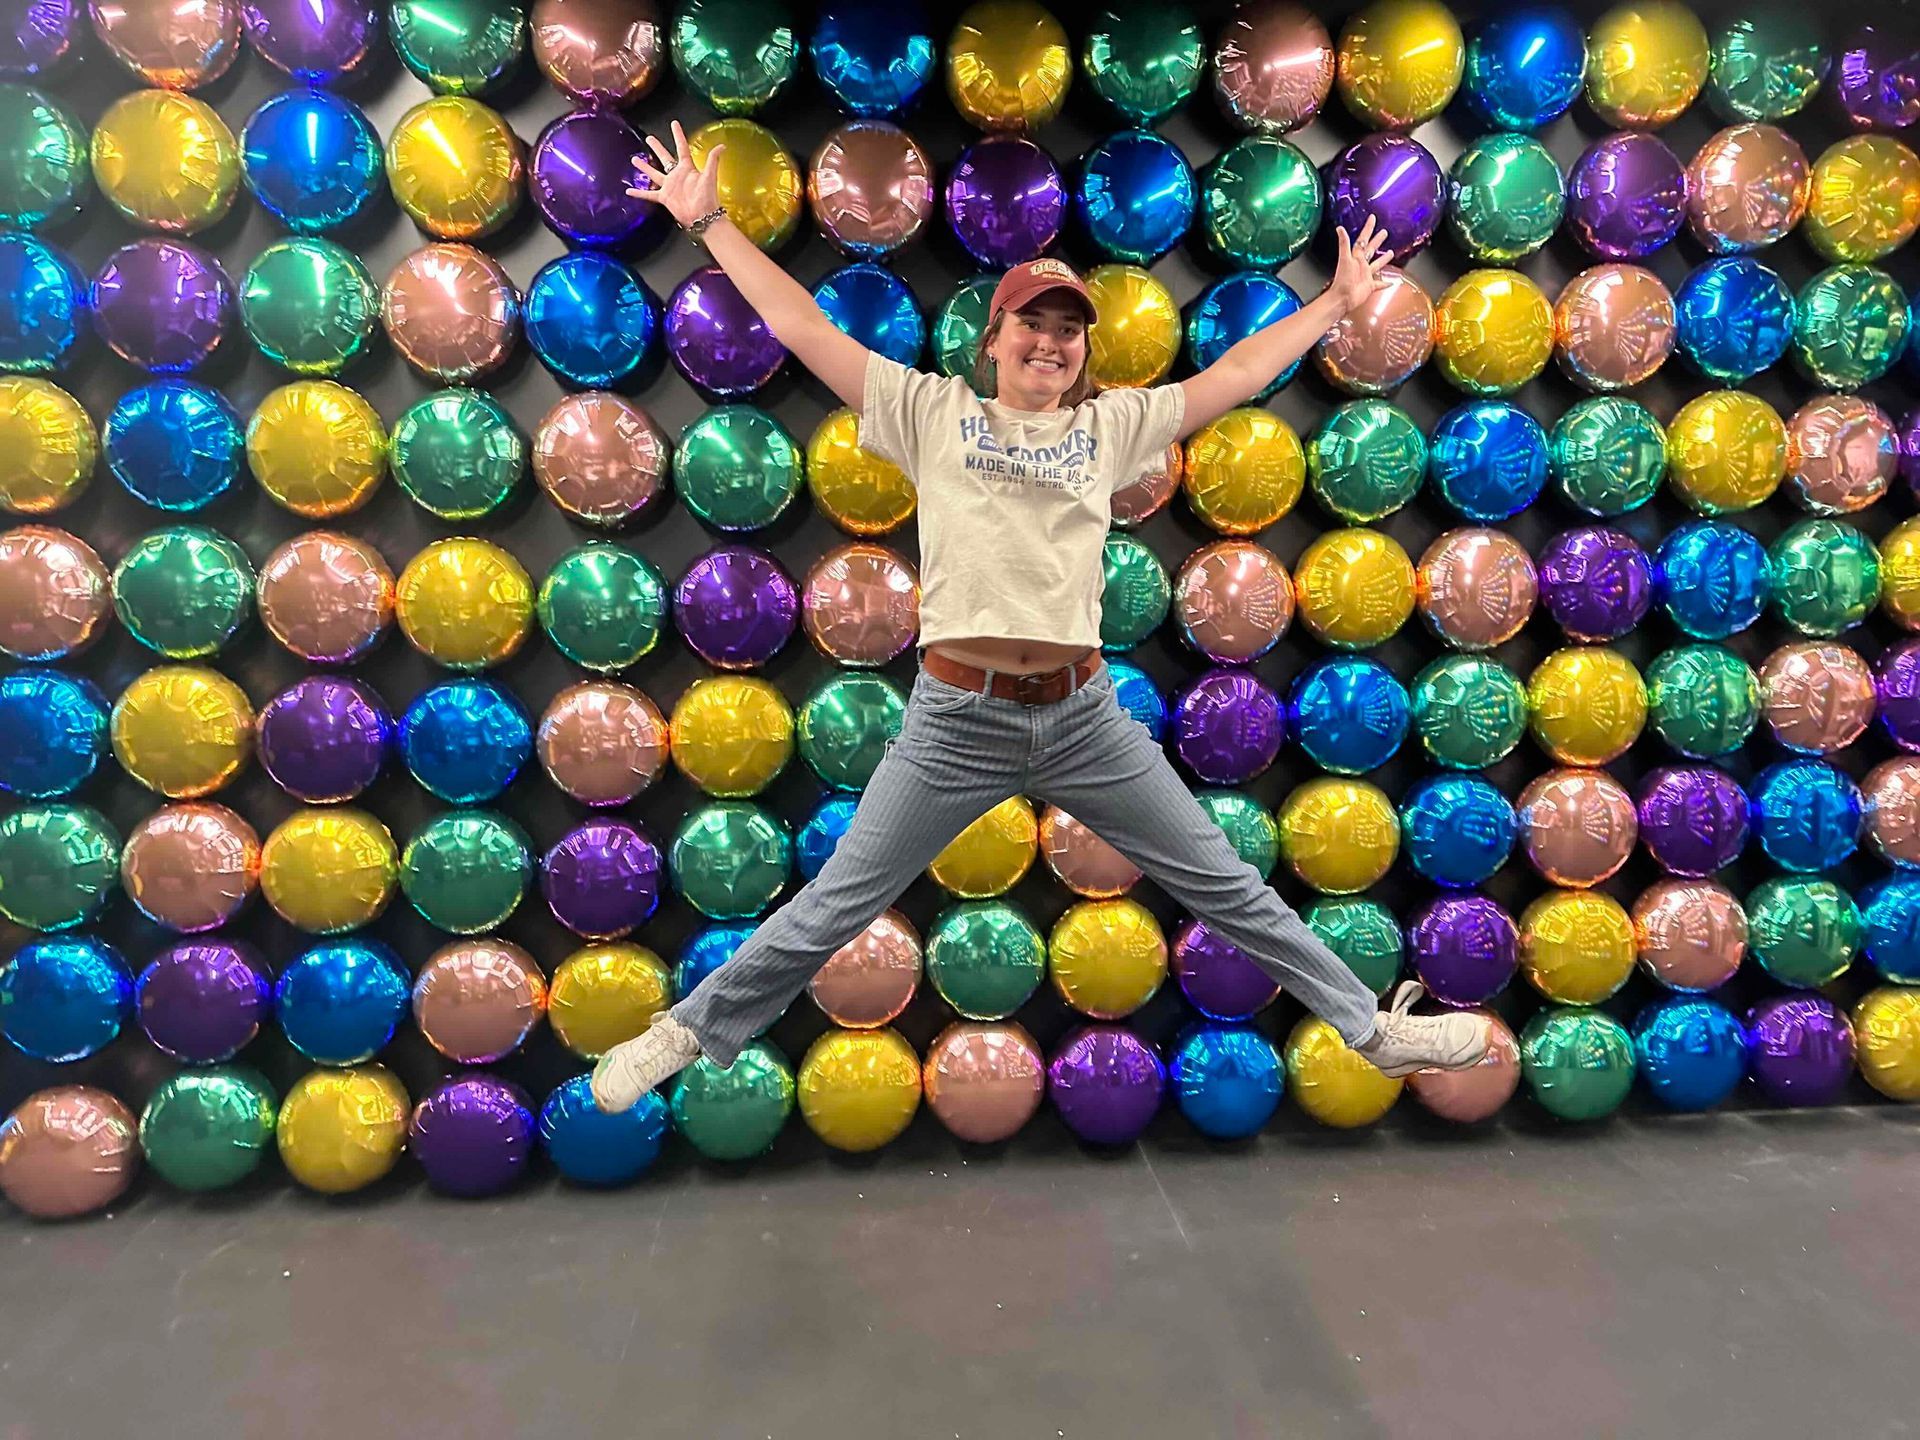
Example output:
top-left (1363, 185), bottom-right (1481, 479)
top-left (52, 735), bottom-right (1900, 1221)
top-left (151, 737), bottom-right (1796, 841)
top-left (5, 0), bottom-right (1920, 1215)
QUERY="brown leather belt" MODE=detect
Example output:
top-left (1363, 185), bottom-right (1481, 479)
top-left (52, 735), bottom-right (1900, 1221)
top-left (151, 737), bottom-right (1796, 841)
top-left (920, 649), bottom-right (1102, 706)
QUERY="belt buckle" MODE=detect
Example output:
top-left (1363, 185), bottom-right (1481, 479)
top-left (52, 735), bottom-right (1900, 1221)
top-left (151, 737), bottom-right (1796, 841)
top-left (1012, 667), bottom-right (1060, 705)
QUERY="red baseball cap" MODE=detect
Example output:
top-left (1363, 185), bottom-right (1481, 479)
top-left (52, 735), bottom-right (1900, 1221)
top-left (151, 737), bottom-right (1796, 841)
top-left (989, 258), bottom-right (1097, 325)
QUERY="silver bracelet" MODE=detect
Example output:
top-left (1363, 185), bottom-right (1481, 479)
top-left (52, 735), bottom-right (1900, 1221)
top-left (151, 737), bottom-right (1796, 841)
top-left (687, 206), bottom-right (727, 239)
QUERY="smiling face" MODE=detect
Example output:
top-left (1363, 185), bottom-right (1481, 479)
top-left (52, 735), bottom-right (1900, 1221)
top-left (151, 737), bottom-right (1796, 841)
top-left (980, 298), bottom-right (1092, 410)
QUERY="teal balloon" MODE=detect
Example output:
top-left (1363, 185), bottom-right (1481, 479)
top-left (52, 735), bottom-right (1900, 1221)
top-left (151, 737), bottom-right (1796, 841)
top-left (925, 900), bottom-right (1046, 1020)
top-left (239, 237), bottom-right (378, 376)
top-left (1083, 2), bottom-right (1203, 123)
top-left (400, 810), bottom-right (531, 934)
top-left (111, 525), bottom-right (255, 659)
top-left (0, 803), bottom-right (119, 931)
top-left (796, 672), bottom-right (905, 791)
top-left (390, 388), bottom-right (525, 520)
top-left (1768, 519), bottom-right (1881, 637)
top-left (1200, 135), bottom-right (1321, 268)
top-left (1445, 132), bottom-right (1564, 263)
top-left (0, 84), bottom-right (87, 228)
top-left (1645, 643), bottom-right (1760, 758)
top-left (1746, 877), bottom-right (1861, 988)
top-left (670, 0), bottom-right (800, 114)
top-left (1302, 896), bottom-right (1402, 997)
top-left (669, 800), bottom-right (792, 919)
top-left (138, 1066), bottom-right (277, 1192)
top-left (390, 0), bottom-right (527, 95)
top-left (1100, 532), bottom-right (1170, 652)
top-left (1793, 265), bottom-right (1910, 390)
top-left (676, 405), bottom-right (803, 531)
top-left (670, 1041), bottom-right (795, 1159)
top-left (1194, 789), bottom-right (1278, 880)
top-left (932, 274), bottom-right (995, 393)
top-left (1306, 399), bottom-right (1426, 522)
top-left (1410, 654), bottom-right (1528, 769)
top-left (1707, 5), bottom-right (1829, 121)
top-left (537, 543), bottom-right (667, 672)
top-left (1520, 1006), bottom-right (1636, 1122)
top-left (1549, 395), bottom-right (1665, 516)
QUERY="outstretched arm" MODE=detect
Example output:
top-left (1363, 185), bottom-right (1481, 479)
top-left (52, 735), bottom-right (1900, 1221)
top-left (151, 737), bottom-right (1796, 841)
top-left (1175, 219), bottom-right (1393, 439)
top-left (630, 121), bottom-right (872, 408)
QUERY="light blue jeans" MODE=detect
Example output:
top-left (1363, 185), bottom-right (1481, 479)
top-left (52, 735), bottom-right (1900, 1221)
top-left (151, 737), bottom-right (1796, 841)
top-left (672, 662), bottom-right (1380, 1065)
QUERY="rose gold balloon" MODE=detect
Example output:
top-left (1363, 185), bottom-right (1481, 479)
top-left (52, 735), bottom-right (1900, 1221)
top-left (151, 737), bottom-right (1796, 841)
top-left (412, 940), bottom-right (548, 1063)
top-left (807, 120), bottom-right (935, 257)
top-left (537, 680), bottom-right (668, 806)
top-left (532, 392), bottom-right (671, 528)
top-left (121, 801), bottom-right (260, 932)
top-left (1406, 1012), bottom-right (1518, 1122)
top-left (923, 1020), bottom-right (1046, 1142)
top-left (1040, 805), bottom-right (1143, 898)
top-left (1213, 0), bottom-right (1336, 132)
top-left (90, 0), bottom-right (240, 88)
top-left (808, 908), bottom-right (921, 1027)
top-left (530, 0), bottom-right (663, 107)
top-left (1684, 123), bottom-right (1810, 254)
top-left (1552, 265), bottom-right (1676, 391)
top-left (1415, 527), bottom-right (1537, 650)
top-left (801, 541), bottom-right (919, 665)
top-left (0, 525), bottom-right (111, 661)
top-left (1632, 878), bottom-right (1746, 990)
top-left (255, 531), bottom-right (395, 665)
top-left (1112, 443), bottom-right (1180, 527)
top-left (1172, 539), bottom-right (1294, 664)
top-left (1315, 267), bottom-right (1432, 395)
top-left (1786, 395), bottom-right (1895, 515)
top-left (1759, 640), bottom-right (1876, 754)
top-left (0, 1086), bottom-right (139, 1220)
top-left (1865, 757), bottom-right (1920, 867)
top-left (1518, 768), bottom-right (1638, 887)
top-left (381, 244), bottom-right (520, 384)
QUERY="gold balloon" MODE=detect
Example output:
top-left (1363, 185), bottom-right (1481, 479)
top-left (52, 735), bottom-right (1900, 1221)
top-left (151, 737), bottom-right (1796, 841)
top-left (796, 1027), bottom-right (921, 1152)
top-left (809, 408), bottom-right (915, 535)
top-left (90, 88), bottom-right (239, 232)
top-left (1521, 889), bottom-right (1636, 1003)
top-left (1335, 0), bottom-right (1464, 129)
top-left (1805, 136), bottom-right (1920, 265)
top-left (1278, 778), bottom-right (1399, 894)
top-left (688, 119), bottom-right (802, 252)
top-left (668, 675), bottom-right (794, 797)
top-left (1048, 897), bottom-right (1167, 1019)
top-left (547, 943), bottom-right (672, 1059)
top-left (928, 795), bottom-right (1037, 897)
top-left (1432, 269), bottom-right (1552, 395)
top-left (260, 808), bottom-right (399, 934)
top-left (276, 1065), bottom-right (409, 1194)
top-left (1085, 264), bottom-right (1179, 387)
top-left (246, 382), bottom-right (388, 519)
top-left (0, 378), bottom-right (95, 515)
top-left (945, 0), bottom-right (1071, 131)
top-left (1853, 986), bottom-right (1920, 1102)
top-left (1527, 647), bottom-right (1647, 765)
top-left (1294, 528), bottom-right (1414, 649)
top-left (1286, 1016), bottom-right (1401, 1127)
top-left (1665, 389), bottom-right (1790, 515)
top-left (1585, 1), bottom-right (1710, 129)
top-left (394, 537), bottom-right (533, 670)
top-left (386, 97), bottom-right (524, 240)
top-left (1882, 518), bottom-right (1920, 631)
top-left (110, 665), bottom-right (253, 798)
top-left (1181, 407), bottom-right (1304, 535)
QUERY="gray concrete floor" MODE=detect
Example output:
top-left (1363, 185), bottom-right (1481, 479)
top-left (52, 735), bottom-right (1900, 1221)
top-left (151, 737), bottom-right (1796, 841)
top-left (4, 1109), bottom-right (1918, 1440)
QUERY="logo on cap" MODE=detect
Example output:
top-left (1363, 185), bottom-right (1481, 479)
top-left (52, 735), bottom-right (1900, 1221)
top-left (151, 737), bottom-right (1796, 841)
top-left (1027, 259), bottom-right (1075, 281)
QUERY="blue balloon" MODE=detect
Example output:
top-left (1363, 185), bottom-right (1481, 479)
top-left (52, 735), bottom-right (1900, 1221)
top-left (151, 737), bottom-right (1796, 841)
top-left (524, 251), bottom-right (658, 387)
top-left (400, 679), bottom-right (532, 804)
top-left (0, 936), bottom-right (132, 1062)
top-left (274, 939), bottom-right (411, 1064)
top-left (810, 0), bottom-right (934, 116)
top-left (797, 794), bottom-right (858, 880)
top-left (1674, 257), bottom-right (1794, 383)
top-left (0, 668), bottom-right (105, 798)
top-left (1750, 760), bottom-right (1863, 873)
top-left (1654, 520), bottom-right (1771, 639)
top-left (1107, 659), bottom-right (1166, 740)
top-left (1288, 656), bottom-right (1409, 774)
top-left (540, 1074), bottom-right (670, 1185)
top-left (0, 232), bottom-right (83, 373)
top-left (1427, 400), bottom-right (1549, 521)
top-left (1170, 1024), bottom-right (1284, 1139)
top-left (1462, 6), bottom-right (1586, 130)
top-left (1078, 128), bottom-right (1195, 264)
top-left (240, 88), bottom-right (383, 234)
top-left (1400, 774), bottom-right (1516, 888)
top-left (1861, 875), bottom-right (1920, 984)
top-left (103, 380), bottom-right (244, 511)
top-left (812, 262), bottom-right (925, 366)
top-left (1634, 996), bottom-right (1749, 1111)
top-left (1185, 272), bottom-right (1303, 396)
top-left (674, 924), bottom-right (760, 1030)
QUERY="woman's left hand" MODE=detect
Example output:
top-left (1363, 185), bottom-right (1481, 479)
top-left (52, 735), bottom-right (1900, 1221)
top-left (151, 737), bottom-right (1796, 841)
top-left (1329, 218), bottom-right (1394, 312)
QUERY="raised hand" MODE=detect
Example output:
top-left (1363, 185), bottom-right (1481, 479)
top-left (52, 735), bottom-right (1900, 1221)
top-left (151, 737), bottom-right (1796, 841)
top-left (626, 119), bottom-right (724, 230)
top-left (1330, 217), bottom-right (1394, 311)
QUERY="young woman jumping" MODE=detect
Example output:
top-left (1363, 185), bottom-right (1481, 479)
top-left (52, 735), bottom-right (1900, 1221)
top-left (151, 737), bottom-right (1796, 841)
top-left (592, 122), bottom-right (1492, 1115)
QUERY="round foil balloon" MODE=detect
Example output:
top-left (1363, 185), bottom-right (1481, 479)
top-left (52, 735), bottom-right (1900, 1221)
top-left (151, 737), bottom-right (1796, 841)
top-left (1521, 890), bottom-right (1635, 1004)
top-left (1787, 395), bottom-right (1894, 515)
top-left (1172, 541), bottom-right (1291, 665)
top-left (259, 807), bottom-right (397, 933)
top-left (1173, 919), bottom-right (1280, 1020)
top-left (240, 0), bottom-right (376, 79)
top-left (1833, 21), bottom-right (1920, 132)
top-left (1746, 995), bottom-right (1853, 1107)
top-left (90, 88), bottom-right (238, 232)
top-left (240, 87), bottom-right (380, 233)
top-left (802, 541), bottom-right (919, 666)
top-left (547, 942), bottom-right (670, 1058)
top-left (1289, 656), bottom-right (1408, 775)
top-left (669, 675), bottom-right (793, 797)
top-left (1334, 0), bottom-right (1463, 129)
top-left (256, 675), bottom-right (389, 803)
top-left (0, 1086), bottom-right (138, 1218)
top-left (1518, 768), bottom-right (1636, 887)
top-left (0, 84), bottom-right (87, 229)
top-left (807, 120), bottom-right (934, 257)
top-left (530, 109), bottom-right (653, 248)
top-left (1415, 527), bottom-right (1535, 650)
top-left (0, 669), bottom-right (104, 798)
top-left (390, 0), bottom-right (524, 95)
top-left (1187, 274), bottom-right (1303, 397)
top-left (1427, 401), bottom-right (1548, 521)
top-left (1527, 647), bottom-right (1646, 765)
top-left (1565, 132), bottom-right (1685, 259)
top-left (394, 537), bottom-right (533, 670)
top-left (1888, 518), bottom-right (1920, 630)
top-left (944, 0), bottom-right (1069, 131)
top-left (670, 800), bottom-right (791, 918)
top-left (1303, 896), bottom-right (1401, 996)
top-left (381, 244), bottom-right (519, 384)
top-left (1768, 518), bottom-right (1881, 637)
top-left (1294, 527), bottom-right (1413, 649)
top-left (3, 0), bottom-right (79, 76)
top-left (1050, 898), bottom-right (1166, 1018)
top-left (1633, 996), bottom-right (1748, 1111)
top-left (1287, 1017), bottom-right (1400, 1128)
top-left (810, 0), bottom-right (933, 116)
top-left (930, 273), bottom-right (995, 392)
top-left (1646, 642), bottom-right (1760, 757)
top-left (1666, 390), bottom-right (1788, 515)
top-left (1633, 878), bottom-right (1746, 990)
top-left (1325, 134), bottom-right (1444, 259)
top-left (1879, 638), bottom-right (1920, 749)
top-left (1401, 774), bottom-right (1514, 888)
top-left (1078, 128), bottom-right (1194, 265)
top-left (103, 382), bottom-right (242, 511)
top-left (0, 525), bottom-right (109, 659)
top-left (1104, 541), bottom-right (1172, 649)
top-left (1536, 525), bottom-right (1652, 642)
top-left (944, 135), bottom-right (1064, 267)
top-left (137, 1064), bottom-right (275, 1191)
top-left (1085, 264), bottom-right (1178, 388)
top-left (1277, 778), bottom-right (1397, 894)
top-left (1408, 1012), bottom-right (1520, 1122)
top-left (538, 543), bottom-right (666, 670)
top-left (241, 237), bottom-right (377, 377)
top-left (0, 802), bottom-right (118, 930)
top-left (530, 0), bottom-right (663, 107)
top-left (1171, 1024), bottom-right (1283, 1139)
top-left (813, 263), bottom-right (924, 365)
top-left (1432, 270), bottom-right (1551, 395)
top-left (928, 796), bottom-right (1036, 898)
top-left (1520, 1007), bottom-right (1634, 1121)
top-left (796, 672), bottom-right (904, 790)
top-left (533, 392), bottom-right (668, 528)
top-left (136, 939), bottom-right (270, 1061)
top-left (537, 681), bottom-right (668, 807)
top-left (120, 802), bottom-right (258, 931)
top-left (400, 679), bottom-right (530, 803)
top-left (798, 1026), bottom-right (920, 1151)
top-left (408, 1076), bottom-right (537, 1198)
top-left (1411, 656), bottom-right (1526, 769)
top-left (1852, 987), bottom-right (1920, 1102)
top-left (1747, 876), bottom-right (1861, 988)
top-left (1212, 0), bottom-right (1332, 132)
top-left (810, 909), bottom-right (920, 1026)
top-left (1550, 396), bottom-right (1665, 516)
top-left (400, 810), bottom-right (530, 934)
top-left (110, 665), bottom-right (252, 797)
top-left (1409, 895), bottom-right (1516, 1006)
top-left (1306, 399), bottom-right (1424, 523)
top-left (525, 251), bottom-right (657, 388)
top-left (805, 407), bottom-right (913, 534)
top-left (1182, 407), bottom-right (1303, 533)
top-left (673, 546), bottom-right (798, 669)
top-left (112, 525), bottom-right (253, 659)
top-left (927, 900), bottom-right (1046, 1020)
top-left (1584, 0), bottom-right (1708, 128)
top-left (90, 238), bottom-right (231, 375)
top-left (1674, 257), bottom-right (1794, 383)
top-left (1686, 123), bottom-right (1808, 253)
top-left (686, 118), bottom-right (800, 251)
top-left (246, 380), bottom-right (385, 518)
top-left (1865, 757), bottom-right (1920, 868)
top-left (390, 388), bottom-right (523, 521)
top-left (1446, 132), bottom-right (1562, 264)
top-left (256, 530), bottom-right (392, 664)
top-left (1552, 265), bottom-right (1674, 391)
top-left (275, 1066), bottom-right (407, 1193)
top-left (0, 234), bottom-right (82, 375)
top-left (1794, 265), bottom-right (1909, 390)
top-left (1760, 641), bottom-right (1875, 754)
top-left (669, 1042), bottom-right (793, 1160)
top-left (670, 0), bottom-right (797, 113)
top-left (0, 936), bottom-right (129, 1061)
top-left (1862, 875), bottom-right (1920, 982)
top-left (1655, 520), bottom-right (1771, 638)
top-left (1314, 266), bottom-right (1431, 395)
top-left (923, 1021), bottom-right (1045, 1143)
top-left (666, 266), bottom-right (786, 396)
top-left (90, 0), bottom-right (239, 87)
top-left (1750, 759), bottom-right (1863, 872)
top-left (1462, 5), bottom-right (1584, 129)
top-left (385, 96), bottom-right (523, 241)
top-left (1706, 7), bottom-right (1827, 121)
top-left (1806, 136), bottom-right (1920, 263)
top-left (1081, 4), bottom-right (1201, 125)
top-left (1201, 135), bottom-right (1320, 267)
top-left (412, 939), bottom-right (546, 1061)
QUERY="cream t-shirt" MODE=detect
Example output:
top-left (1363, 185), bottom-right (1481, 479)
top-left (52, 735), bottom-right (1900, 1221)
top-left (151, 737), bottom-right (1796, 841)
top-left (857, 355), bottom-right (1186, 649)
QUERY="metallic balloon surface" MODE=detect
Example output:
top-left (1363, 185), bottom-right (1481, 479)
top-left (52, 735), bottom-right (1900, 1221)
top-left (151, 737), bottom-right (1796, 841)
top-left (0, 935), bottom-right (131, 1062)
top-left (90, 237), bottom-right (230, 374)
top-left (381, 243), bottom-right (519, 384)
top-left (1633, 878), bottom-right (1746, 991)
top-left (111, 524), bottom-right (253, 659)
top-left (1647, 642), bottom-right (1760, 759)
top-left (385, 96), bottom-right (523, 241)
top-left (1314, 266), bottom-right (1431, 395)
top-left (276, 1065), bottom-right (408, 1193)
top-left (538, 543), bottom-right (667, 672)
top-left (1746, 995), bottom-right (1854, 1107)
top-left (1446, 131), bottom-right (1562, 264)
top-left (669, 1041), bottom-right (794, 1159)
top-left (1462, 5), bottom-right (1583, 129)
top-left (90, 87), bottom-right (238, 232)
top-left (1805, 136), bottom-right (1920, 264)
top-left (533, 392), bottom-right (669, 528)
top-left (1415, 527), bottom-right (1535, 650)
top-left (259, 807), bottom-right (397, 934)
top-left (809, 908), bottom-right (920, 1026)
top-left (1674, 257), bottom-right (1794, 384)
top-left (1520, 1006), bottom-right (1634, 1122)
top-left (390, 0), bottom-right (525, 95)
top-left (1306, 399), bottom-right (1425, 523)
top-left (1049, 1024), bottom-right (1164, 1145)
top-left (797, 1026), bottom-right (920, 1151)
top-left (109, 664), bottom-right (252, 797)
top-left (273, 939), bottom-right (409, 1063)
top-left (240, 87), bottom-right (379, 233)
top-left (542, 819), bottom-right (661, 940)
top-left (807, 120), bottom-right (934, 257)
top-left (136, 938), bottom-right (269, 1061)
top-left (810, 0), bottom-right (933, 116)
top-left (1685, 123), bottom-right (1808, 253)
top-left (1633, 997), bottom-right (1748, 1111)
top-left (137, 1065), bottom-right (277, 1192)
top-left (246, 380), bottom-right (387, 518)
top-left (1287, 1016), bottom-right (1400, 1128)
top-left (1565, 132), bottom-right (1686, 260)
top-left (537, 681), bottom-right (668, 807)
top-left (0, 668), bottom-right (104, 798)
top-left (0, 1085), bottom-right (138, 1218)
top-left (0, 84), bottom-right (88, 228)
top-left (530, 0), bottom-right (662, 107)
top-left (1432, 271), bottom-right (1552, 396)
top-left (1584, 0), bottom-right (1708, 128)
top-left (525, 251), bottom-right (657, 388)
top-left (240, 236), bottom-right (377, 376)
top-left (944, 0), bottom-right (1070, 132)
top-left (802, 541), bottom-right (919, 666)
top-left (394, 537), bottom-right (533, 670)
top-left (1288, 655), bottom-right (1407, 775)
top-left (1325, 133), bottom-right (1444, 259)
top-left (670, 0), bottom-right (798, 114)
top-left (1293, 527), bottom-right (1413, 649)
top-left (239, 0), bottom-right (377, 80)
top-left (120, 801), bottom-right (259, 932)
top-left (256, 530), bottom-right (393, 664)
top-left (1518, 768), bottom-right (1637, 887)
top-left (1427, 400), bottom-right (1548, 521)
top-left (922, 1020), bottom-right (1045, 1143)
top-left (665, 265), bottom-right (786, 396)
top-left (1334, 0), bottom-right (1463, 129)
top-left (1553, 264), bottom-right (1674, 391)
top-left (1078, 128), bottom-right (1194, 265)
top-left (103, 382), bottom-right (242, 511)
top-left (409, 1075), bottom-right (536, 1198)
top-left (530, 109), bottom-right (654, 248)
top-left (1706, 6), bottom-right (1827, 121)
top-left (944, 135), bottom-right (1063, 268)
top-left (411, 938), bottom-right (546, 1062)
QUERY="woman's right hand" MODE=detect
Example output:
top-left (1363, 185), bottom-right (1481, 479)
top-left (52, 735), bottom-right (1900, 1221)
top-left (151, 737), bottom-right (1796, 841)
top-left (627, 119), bottom-right (724, 231)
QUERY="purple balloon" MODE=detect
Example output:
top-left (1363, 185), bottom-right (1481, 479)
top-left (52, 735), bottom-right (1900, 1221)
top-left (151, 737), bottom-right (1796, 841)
top-left (1834, 23), bottom-right (1920, 132)
top-left (1170, 669), bottom-right (1285, 784)
top-left (137, 939), bottom-right (271, 1062)
top-left (91, 238), bottom-right (231, 374)
top-left (672, 545), bottom-right (799, 669)
top-left (944, 135), bottom-right (1065, 268)
top-left (1408, 894), bottom-right (1517, 1008)
top-left (664, 265), bottom-right (787, 396)
top-left (1536, 526), bottom-right (1652, 642)
top-left (530, 110), bottom-right (661, 248)
top-left (408, 1073), bottom-right (537, 1197)
top-left (1325, 134), bottom-right (1446, 259)
top-left (1566, 132), bottom-right (1686, 260)
top-left (1636, 766), bottom-right (1750, 877)
top-left (256, 676), bottom-right (391, 803)
top-left (240, 0), bottom-right (376, 80)
top-left (1746, 995), bottom-right (1855, 1106)
top-left (1900, 407), bottom-right (1920, 492)
top-left (1877, 638), bottom-right (1920, 751)
top-left (1048, 1025), bottom-right (1165, 1145)
top-left (1172, 918), bottom-right (1280, 1021)
top-left (2, 0), bottom-right (78, 75)
top-left (542, 819), bottom-right (661, 939)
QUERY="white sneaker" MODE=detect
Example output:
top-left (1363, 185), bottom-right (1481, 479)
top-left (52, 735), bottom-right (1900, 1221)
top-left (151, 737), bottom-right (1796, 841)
top-left (590, 1013), bottom-right (703, 1113)
top-left (1351, 981), bottom-right (1493, 1079)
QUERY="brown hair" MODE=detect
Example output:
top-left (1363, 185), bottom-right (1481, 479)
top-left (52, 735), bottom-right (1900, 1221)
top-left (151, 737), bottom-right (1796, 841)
top-left (972, 311), bottom-right (1095, 407)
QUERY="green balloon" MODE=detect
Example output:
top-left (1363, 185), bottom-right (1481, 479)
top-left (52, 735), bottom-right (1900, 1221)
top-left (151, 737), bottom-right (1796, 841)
top-left (1768, 519), bottom-right (1881, 637)
top-left (669, 0), bottom-right (799, 115)
top-left (796, 673), bottom-right (905, 792)
top-left (240, 238), bottom-right (378, 377)
top-left (1303, 896), bottom-right (1402, 998)
top-left (400, 810), bottom-right (531, 934)
top-left (112, 526), bottom-right (255, 659)
top-left (1200, 135), bottom-right (1322, 268)
top-left (1793, 265), bottom-right (1910, 390)
top-left (391, 388), bottom-right (525, 520)
top-left (1746, 877), bottom-right (1861, 988)
top-left (926, 900), bottom-right (1046, 1020)
top-left (537, 543), bottom-right (667, 671)
top-left (676, 405), bottom-right (802, 531)
top-left (390, 0), bottom-right (527, 95)
top-left (1410, 655), bottom-right (1527, 770)
top-left (1445, 132), bottom-right (1564, 263)
top-left (1306, 399), bottom-right (1427, 522)
top-left (670, 800), bottom-right (792, 919)
top-left (670, 1041), bottom-right (795, 1159)
top-left (0, 803), bottom-right (119, 931)
top-left (0, 84), bottom-right (88, 228)
top-left (1646, 644), bottom-right (1760, 758)
top-left (932, 275), bottom-right (995, 394)
top-left (1082, 2), bottom-right (1204, 124)
top-left (1707, 5), bottom-right (1829, 121)
top-left (1194, 789), bottom-right (1278, 879)
top-left (1100, 533), bottom-right (1170, 652)
top-left (138, 1065), bottom-right (277, 1192)
top-left (1550, 396), bottom-right (1666, 516)
top-left (1521, 1007), bottom-right (1636, 1122)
